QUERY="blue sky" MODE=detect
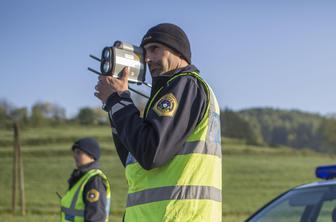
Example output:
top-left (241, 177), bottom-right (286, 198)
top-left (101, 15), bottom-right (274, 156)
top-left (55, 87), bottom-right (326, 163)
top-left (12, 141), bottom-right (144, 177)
top-left (0, 0), bottom-right (335, 117)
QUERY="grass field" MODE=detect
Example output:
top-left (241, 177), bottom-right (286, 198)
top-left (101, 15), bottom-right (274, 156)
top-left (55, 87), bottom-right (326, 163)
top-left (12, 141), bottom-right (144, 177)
top-left (1, 126), bottom-right (335, 222)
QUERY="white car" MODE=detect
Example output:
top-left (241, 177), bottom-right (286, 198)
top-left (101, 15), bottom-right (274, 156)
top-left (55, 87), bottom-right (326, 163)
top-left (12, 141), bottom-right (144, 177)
top-left (245, 165), bottom-right (336, 222)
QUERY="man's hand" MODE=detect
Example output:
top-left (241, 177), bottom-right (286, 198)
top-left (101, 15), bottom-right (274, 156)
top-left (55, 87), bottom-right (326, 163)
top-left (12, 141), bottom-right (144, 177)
top-left (95, 67), bottom-right (129, 103)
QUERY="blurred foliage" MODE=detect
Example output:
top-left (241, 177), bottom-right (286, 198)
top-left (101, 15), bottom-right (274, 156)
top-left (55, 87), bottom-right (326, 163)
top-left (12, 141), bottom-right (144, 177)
top-left (221, 107), bottom-right (336, 153)
top-left (1, 98), bottom-right (336, 154)
top-left (76, 107), bottom-right (108, 125)
top-left (318, 118), bottom-right (336, 153)
top-left (220, 108), bottom-right (262, 145)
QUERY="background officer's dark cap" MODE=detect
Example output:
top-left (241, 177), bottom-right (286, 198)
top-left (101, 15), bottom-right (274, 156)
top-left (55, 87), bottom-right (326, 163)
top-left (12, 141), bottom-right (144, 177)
top-left (72, 137), bottom-right (100, 160)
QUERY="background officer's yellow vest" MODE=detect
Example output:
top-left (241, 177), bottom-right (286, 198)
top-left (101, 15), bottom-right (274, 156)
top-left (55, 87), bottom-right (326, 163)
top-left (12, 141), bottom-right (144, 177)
top-left (60, 169), bottom-right (111, 222)
top-left (124, 72), bottom-right (222, 222)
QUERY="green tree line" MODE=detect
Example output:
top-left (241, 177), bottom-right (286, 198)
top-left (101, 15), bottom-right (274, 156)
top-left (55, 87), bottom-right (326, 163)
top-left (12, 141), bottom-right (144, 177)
top-left (0, 100), bottom-right (109, 128)
top-left (1, 99), bottom-right (335, 153)
top-left (220, 108), bottom-right (336, 153)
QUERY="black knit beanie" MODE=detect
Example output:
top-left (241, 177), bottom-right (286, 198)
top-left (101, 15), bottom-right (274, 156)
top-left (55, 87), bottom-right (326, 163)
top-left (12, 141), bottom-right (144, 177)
top-left (140, 23), bottom-right (191, 64)
top-left (71, 137), bottom-right (100, 160)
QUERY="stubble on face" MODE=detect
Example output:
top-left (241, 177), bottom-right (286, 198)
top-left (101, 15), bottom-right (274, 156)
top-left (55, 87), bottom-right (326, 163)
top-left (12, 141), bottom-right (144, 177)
top-left (148, 60), bottom-right (164, 77)
top-left (144, 43), bottom-right (172, 77)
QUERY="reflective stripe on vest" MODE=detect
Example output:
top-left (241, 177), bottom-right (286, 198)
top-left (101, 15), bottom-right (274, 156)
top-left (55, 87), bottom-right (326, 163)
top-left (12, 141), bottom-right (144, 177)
top-left (126, 140), bottom-right (222, 165)
top-left (60, 169), bottom-right (111, 222)
top-left (127, 185), bottom-right (222, 207)
top-left (124, 72), bottom-right (222, 221)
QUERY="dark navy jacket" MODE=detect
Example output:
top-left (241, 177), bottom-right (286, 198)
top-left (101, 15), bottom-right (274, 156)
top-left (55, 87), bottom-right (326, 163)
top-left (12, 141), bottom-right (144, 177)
top-left (104, 65), bottom-right (208, 170)
top-left (67, 161), bottom-right (107, 222)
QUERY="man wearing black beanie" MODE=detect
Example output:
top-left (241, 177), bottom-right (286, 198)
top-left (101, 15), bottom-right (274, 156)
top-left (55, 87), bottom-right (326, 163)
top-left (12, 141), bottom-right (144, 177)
top-left (95, 23), bottom-right (222, 221)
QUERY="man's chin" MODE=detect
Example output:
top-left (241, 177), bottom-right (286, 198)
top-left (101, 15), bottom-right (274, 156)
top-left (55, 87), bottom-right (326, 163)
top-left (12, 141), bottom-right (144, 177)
top-left (150, 69), bottom-right (161, 77)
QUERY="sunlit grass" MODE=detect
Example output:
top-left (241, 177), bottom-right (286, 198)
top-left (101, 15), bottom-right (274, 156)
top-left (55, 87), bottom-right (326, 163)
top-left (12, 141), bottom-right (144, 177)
top-left (1, 126), bottom-right (335, 221)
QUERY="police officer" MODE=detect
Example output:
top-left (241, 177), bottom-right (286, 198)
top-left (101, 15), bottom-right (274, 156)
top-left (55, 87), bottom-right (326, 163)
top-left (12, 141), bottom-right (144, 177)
top-left (60, 137), bottom-right (111, 222)
top-left (95, 23), bottom-right (222, 221)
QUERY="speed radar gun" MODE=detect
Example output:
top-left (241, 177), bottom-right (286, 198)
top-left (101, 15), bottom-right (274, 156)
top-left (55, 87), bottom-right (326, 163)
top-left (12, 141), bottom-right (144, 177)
top-left (88, 41), bottom-right (151, 98)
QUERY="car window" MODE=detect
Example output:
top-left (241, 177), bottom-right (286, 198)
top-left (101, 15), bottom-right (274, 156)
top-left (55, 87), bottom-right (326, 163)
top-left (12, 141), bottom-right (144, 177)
top-left (316, 199), bottom-right (336, 222)
top-left (247, 185), bottom-right (336, 222)
top-left (251, 199), bottom-right (306, 222)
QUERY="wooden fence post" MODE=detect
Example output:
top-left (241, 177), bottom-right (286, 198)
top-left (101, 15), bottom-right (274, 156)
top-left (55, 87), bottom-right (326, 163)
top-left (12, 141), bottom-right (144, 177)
top-left (12, 123), bottom-right (18, 214)
top-left (12, 122), bottom-right (26, 215)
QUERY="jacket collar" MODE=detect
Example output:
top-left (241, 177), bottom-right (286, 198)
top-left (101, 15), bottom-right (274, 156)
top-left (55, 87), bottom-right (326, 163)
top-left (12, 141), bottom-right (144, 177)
top-left (67, 161), bottom-right (100, 189)
top-left (151, 65), bottom-right (199, 97)
top-left (78, 161), bottom-right (100, 173)
top-left (161, 64), bottom-right (199, 77)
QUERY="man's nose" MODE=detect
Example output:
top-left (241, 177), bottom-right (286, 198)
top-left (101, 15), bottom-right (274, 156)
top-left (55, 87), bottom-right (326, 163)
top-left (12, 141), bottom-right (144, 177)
top-left (145, 56), bottom-right (151, 63)
top-left (144, 53), bottom-right (152, 63)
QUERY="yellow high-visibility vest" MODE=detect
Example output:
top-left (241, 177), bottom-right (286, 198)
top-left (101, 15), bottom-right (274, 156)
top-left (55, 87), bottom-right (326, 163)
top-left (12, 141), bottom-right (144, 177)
top-left (124, 72), bottom-right (222, 222)
top-left (60, 169), bottom-right (111, 222)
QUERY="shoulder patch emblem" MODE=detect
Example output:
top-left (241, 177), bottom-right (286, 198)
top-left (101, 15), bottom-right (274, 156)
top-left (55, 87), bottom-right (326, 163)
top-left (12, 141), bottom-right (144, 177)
top-left (86, 189), bottom-right (100, 203)
top-left (153, 93), bottom-right (178, 117)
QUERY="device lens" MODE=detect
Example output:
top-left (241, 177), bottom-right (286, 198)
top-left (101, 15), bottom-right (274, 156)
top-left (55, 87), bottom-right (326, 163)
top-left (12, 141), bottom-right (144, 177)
top-left (103, 49), bottom-right (110, 59)
top-left (103, 61), bottom-right (110, 73)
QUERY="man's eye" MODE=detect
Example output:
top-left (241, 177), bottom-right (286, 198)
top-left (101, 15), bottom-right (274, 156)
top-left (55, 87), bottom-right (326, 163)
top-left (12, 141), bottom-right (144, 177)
top-left (150, 46), bottom-right (158, 52)
top-left (144, 46), bottom-right (159, 55)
